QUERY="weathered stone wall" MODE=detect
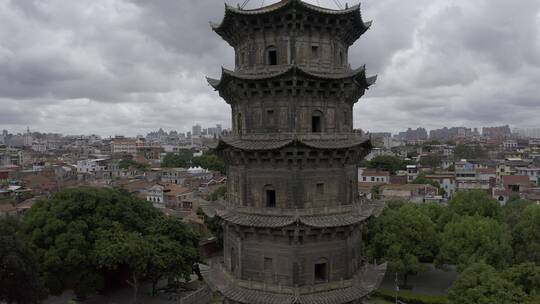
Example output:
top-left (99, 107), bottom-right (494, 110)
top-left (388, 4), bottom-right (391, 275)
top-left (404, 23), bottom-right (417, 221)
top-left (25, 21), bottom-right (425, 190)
top-left (231, 92), bottom-right (354, 134)
top-left (234, 31), bottom-right (348, 73)
top-left (222, 224), bottom-right (365, 287)
top-left (227, 163), bottom-right (358, 208)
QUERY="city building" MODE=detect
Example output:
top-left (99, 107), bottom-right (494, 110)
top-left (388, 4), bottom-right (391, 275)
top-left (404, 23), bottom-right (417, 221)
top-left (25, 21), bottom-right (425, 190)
top-left (424, 173), bottom-right (456, 198)
top-left (379, 184), bottom-right (439, 203)
top-left (358, 169), bottom-right (390, 184)
top-left (515, 167), bottom-right (540, 185)
top-left (76, 158), bottom-right (109, 174)
top-left (202, 2), bottom-right (386, 303)
top-left (111, 136), bottom-right (138, 155)
top-left (192, 124), bottom-right (202, 137)
top-left (406, 165), bottom-right (419, 183)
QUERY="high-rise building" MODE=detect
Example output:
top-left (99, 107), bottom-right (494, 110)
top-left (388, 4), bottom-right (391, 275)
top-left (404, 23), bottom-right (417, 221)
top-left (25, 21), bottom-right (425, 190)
top-left (192, 124), bottom-right (202, 137)
top-left (203, 1), bottom-right (386, 303)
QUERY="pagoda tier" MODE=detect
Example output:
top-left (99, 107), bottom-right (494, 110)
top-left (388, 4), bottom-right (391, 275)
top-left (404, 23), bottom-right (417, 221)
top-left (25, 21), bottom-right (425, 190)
top-left (211, 0), bottom-right (371, 47)
top-left (211, 0), bottom-right (372, 74)
top-left (207, 66), bottom-right (376, 135)
top-left (201, 199), bottom-right (386, 296)
top-left (210, 135), bottom-right (371, 209)
top-left (207, 66), bottom-right (376, 103)
top-left (204, 257), bottom-right (386, 304)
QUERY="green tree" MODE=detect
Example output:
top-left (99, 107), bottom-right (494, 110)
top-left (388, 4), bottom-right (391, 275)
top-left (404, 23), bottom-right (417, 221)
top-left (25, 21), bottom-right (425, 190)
top-left (439, 190), bottom-right (502, 226)
top-left (367, 204), bottom-right (439, 286)
top-left (502, 198), bottom-right (533, 230)
top-left (419, 154), bottom-right (442, 168)
top-left (512, 204), bottom-right (540, 264)
top-left (365, 155), bottom-right (406, 174)
top-left (118, 159), bottom-right (150, 171)
top-left (0, 218), bottom-right (45, 304)
top-left (503, 263), bottom-right (540, 297)
top-left (454, 144), bottom-right (486, 160)
top-left (448, 262), bottom-right (525, 304)
top-left (161, 151), bottom-right (193, 168)
top-left (437, 216), bottom-right (512, 271)
top-left (193, 152), bottom-right (225, 174)
top-left (208, 186), bottom-right (227, 201)
top-left (22, 187), bottom-right (199, 299)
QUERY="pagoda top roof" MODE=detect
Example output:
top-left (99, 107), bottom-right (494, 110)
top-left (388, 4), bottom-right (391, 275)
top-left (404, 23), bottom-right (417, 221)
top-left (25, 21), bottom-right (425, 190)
top-left (211, 0), bottom-right (372, 46)
top-left (206, 65), bottom-right (377, 91)
top-left (225, 0), bottom-right (361, 16)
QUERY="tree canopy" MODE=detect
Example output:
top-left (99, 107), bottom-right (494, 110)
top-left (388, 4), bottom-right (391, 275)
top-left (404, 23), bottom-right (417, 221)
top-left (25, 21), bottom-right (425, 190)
top-left (0, 218), bottom-right (45, 304)
top-left (437, 216), bottom-right (512, 271)
top-left (502, 263), bottom-right (540, 297)
top-left (161, 150), bottom-right (226, 174)
top-left (161, 150), bottom-right (193, 168)
top-left (441, 190), bottom-right (502, 225)
top-left (419, 154), bottom-right (442, 168)
top-left (448, 262), bottom-right (525, 304)
top-left (364, 155), bottom-right (410, 175)
top-left (454, 144), bottom-right (487, 160)
top-left (193, 152), bottom-right (225, 174)
top-left (512, 204), bottom-right (540, 264)
top-left (118, 159), bottom-right (150, 171)
top-left (367, 204), bottom-right (439, 286)
top-left (21, 187), bottom-right (199, 299)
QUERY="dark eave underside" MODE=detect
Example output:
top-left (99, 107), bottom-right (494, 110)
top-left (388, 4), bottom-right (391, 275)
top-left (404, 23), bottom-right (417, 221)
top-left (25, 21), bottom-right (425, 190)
top-left (210, 135), bottom-right (372, 151)
top-left (200, 200), bottom-right (384, 228)
top-left (206, 65), bottom-right (377, 91)
top-left (211, 0), bottom-right (371, 46)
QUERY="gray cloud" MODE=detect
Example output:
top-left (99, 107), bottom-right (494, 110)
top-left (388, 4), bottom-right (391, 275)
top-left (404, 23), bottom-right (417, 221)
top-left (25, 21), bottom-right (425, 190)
top-left (0, 0), bottom-right (539, 136)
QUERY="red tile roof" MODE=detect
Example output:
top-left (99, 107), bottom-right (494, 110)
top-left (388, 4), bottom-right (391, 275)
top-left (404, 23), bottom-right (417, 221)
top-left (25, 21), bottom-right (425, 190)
top-left (502, 175), bottom-right (531, 187)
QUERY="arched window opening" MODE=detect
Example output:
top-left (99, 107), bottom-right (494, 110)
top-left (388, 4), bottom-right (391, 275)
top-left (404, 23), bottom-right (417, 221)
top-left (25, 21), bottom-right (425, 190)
top-left (267, 46), bottom-right (278, 66)
top-left (241, 52), bottom-right (246, 65)
top-left (314, 258), bottom-right (328, 283)
top-left (230, 247), bottom-right (236, 272)
top-left (311, 45), bottom-right (320, 59)
top-left (264, 185), bottom-right (276, 208)
top-left (266, 109), bottom-right (275, 126)
top-left (312, 110), bottom-right (323, 133)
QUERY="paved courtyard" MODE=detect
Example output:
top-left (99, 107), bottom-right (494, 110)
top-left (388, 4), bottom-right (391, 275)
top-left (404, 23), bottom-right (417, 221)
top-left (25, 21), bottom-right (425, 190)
top-left (379, 264), bottom-right (458, 295)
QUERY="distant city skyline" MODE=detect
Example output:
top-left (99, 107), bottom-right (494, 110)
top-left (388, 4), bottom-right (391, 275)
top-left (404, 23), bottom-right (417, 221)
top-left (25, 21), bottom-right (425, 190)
top-left (1, 1), bottom-right (539, 135)
top-left (4, 124), bottom-right (540, 139)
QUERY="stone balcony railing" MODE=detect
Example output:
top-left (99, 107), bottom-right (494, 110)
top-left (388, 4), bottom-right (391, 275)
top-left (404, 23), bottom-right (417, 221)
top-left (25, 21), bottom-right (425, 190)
top-left (221, 132), bottom-right (367, 141)
top-left (214, 196), bottom-right (375, 217)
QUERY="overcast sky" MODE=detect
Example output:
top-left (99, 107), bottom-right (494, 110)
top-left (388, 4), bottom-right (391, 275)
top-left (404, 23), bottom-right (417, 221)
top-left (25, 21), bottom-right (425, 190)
top-left (1, 0), bottom-right (539, 136)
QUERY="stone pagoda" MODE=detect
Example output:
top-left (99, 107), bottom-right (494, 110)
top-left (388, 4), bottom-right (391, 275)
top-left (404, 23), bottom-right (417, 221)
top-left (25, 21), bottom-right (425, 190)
top-left (203, 1), bottom-right (386, 303)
